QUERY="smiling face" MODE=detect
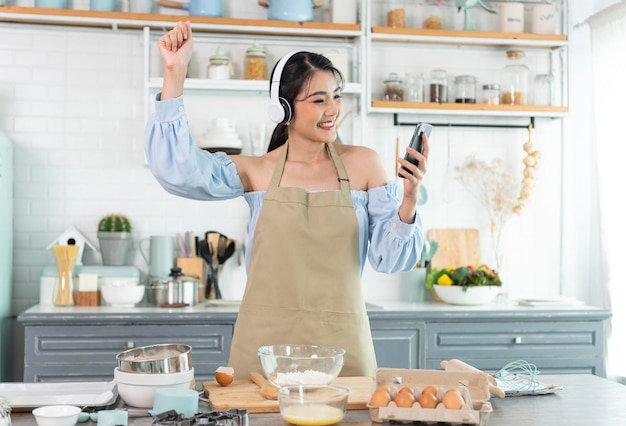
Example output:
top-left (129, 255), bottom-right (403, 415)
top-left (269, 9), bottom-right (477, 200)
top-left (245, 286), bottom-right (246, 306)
top-left (289, 70), bottom-right (343, 145)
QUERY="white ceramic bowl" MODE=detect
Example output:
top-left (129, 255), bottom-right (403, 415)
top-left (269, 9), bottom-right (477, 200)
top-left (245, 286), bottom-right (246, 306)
top-left (114, 367), bottom-right (195, 408)
top-left (101, 283), bottom-right (145, 307)
top-left (278, 385), bottom-right (349, 426)
top-left (433, 284), bottom-right (500, 305)
top-left (32, 405), bottom-right (81, 426)
top-left (258, 344), bottom-right (345, 388)
top-left (99, 277), bottom-right (140, 287)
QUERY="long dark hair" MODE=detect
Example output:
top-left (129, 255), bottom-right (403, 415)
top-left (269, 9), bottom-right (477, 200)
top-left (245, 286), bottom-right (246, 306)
top-left (266, 52), bottom-right (344, 152)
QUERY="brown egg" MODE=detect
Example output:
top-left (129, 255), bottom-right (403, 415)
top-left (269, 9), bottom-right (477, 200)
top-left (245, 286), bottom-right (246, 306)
top-left (369, 387), bottom-right (392, 407)
top-left (441, 389), bottom-right (465, 410)
top-left (417, 391), bottom-right (439, 409)
top-left (422, 385), bottom-right (439, 396)
top-left (214, 366), bottom-right (235, 386)
top-left (398, 386), bottom-right (414, 395)
top-left (394, 389), bottom-right (416, 408)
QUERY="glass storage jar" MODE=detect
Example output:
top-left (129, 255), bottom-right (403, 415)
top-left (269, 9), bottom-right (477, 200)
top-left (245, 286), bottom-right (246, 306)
top-left (207, 47), bottom-right (232, 80)
top-left (454, 75), bottom-right (476, 103)
top-left (244, 41), bottom-right (267, 80)
top-left (482, 84), bottom-right (500, 104)
top-left (405, 73), bottom-right (424, 102)
top-left (429, 68), bottom-right (448, 103)
top-left (383, 72), bottom-right (404, 101)
top-left (501, 50), bottom-right (530, 105)
top-left (533, 73), bottom-right (555, 105)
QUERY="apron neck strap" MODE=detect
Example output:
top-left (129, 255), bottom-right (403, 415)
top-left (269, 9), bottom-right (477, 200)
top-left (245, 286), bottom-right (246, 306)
top-left (268, 142), bottom-right (350, 192)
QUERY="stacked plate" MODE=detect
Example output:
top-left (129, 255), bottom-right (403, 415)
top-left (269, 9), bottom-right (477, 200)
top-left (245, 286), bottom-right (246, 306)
top-left (198, 118), bottom-right (242, 155)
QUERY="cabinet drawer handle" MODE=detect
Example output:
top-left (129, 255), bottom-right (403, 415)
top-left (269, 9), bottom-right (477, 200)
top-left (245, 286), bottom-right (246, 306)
top-left (127, 341), bottom-right (135, 349)
top-left (514, 336), bottom-right (522, 344)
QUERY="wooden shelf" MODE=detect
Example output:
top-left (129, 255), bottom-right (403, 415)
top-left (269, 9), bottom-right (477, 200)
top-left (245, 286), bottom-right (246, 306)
top-left (0, 6), bottom-right (362, 37)
top-left (148, 78), bottom-right (362, 94)
top-left (370, 101), bottom-right (568, 118)
top-left (370, 27), bottom-right (568, 48)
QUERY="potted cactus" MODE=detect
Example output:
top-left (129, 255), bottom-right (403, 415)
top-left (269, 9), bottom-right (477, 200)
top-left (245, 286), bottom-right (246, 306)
top-left (97, 213), bottom-right (133, 266)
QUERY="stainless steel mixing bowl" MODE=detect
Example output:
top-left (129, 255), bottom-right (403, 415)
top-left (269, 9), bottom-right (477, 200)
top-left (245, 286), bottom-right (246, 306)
top-left (116, 343), bottom-right (192, 374)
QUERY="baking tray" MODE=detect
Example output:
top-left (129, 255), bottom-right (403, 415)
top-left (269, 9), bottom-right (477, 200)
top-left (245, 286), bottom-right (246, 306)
top-left (0, 381), bottom-right (118, 412)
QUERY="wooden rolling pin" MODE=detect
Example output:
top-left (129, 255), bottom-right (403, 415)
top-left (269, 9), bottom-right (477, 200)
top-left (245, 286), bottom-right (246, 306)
top-left (440, 359), bottom-right (506, 398)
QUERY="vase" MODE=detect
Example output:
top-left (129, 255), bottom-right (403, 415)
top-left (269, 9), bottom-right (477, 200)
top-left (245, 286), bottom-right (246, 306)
top-left (433, 285), bottom-right (500, 306)
top-left (400, 267), bottom-right (429, 302)
top-left (98, 232), bottom-right (133, 266)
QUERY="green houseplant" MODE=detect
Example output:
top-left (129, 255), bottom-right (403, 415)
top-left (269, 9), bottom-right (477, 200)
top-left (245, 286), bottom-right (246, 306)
top-left (97, 213), bottom-right (133, 266)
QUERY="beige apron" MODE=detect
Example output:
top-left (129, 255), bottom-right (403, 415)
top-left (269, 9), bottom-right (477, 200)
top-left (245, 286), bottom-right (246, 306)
top-left (229, 141), bottom-right (377, 379)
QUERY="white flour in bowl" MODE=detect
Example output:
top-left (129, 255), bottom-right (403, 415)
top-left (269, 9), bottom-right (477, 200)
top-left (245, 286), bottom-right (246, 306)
top-left (274, 370), bottom-right (335, 386)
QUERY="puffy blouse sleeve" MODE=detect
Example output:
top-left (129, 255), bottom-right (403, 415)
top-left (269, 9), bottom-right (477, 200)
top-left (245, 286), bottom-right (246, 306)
top-left (366, 183), bottom-right (425, 274)
top-left (144, 95), bottom-right (244, 201)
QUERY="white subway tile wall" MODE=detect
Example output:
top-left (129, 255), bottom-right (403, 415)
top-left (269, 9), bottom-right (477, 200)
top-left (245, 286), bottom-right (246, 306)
top-left (1, 23), bottom-right (562, 318)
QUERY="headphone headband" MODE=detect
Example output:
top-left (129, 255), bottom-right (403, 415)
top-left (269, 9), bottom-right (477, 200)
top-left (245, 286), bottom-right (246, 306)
top-left (268, 50), bottom-right (308, 124)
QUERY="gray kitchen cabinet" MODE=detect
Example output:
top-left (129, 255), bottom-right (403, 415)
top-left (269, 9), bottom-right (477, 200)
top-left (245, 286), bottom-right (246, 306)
top-left (18, 303), bottom-right (611, 382)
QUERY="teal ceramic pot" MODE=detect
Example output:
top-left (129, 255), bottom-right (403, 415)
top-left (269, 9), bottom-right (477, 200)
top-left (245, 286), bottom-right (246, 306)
top-left (90, 0), bottom-right (116, 11)
top-left (35, 0), bottom-right (68, 8)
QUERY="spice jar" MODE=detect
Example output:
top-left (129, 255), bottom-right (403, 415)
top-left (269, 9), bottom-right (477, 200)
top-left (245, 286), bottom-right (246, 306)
top-left (501, 50), bottom-right (530, 105)
top-left (429, 68), bottom-right (448, 103)
top-left (387, 7), bottom-right (405, 28)
top-left (244, 41), bottom-right (267, 80)
top-left (383, 72), bottom-right (403, 101)
top-left (454, 75), bottom-right (476, 103)
top-left (207, 47), bottom-right (232, 80)
top-left (482, 84), bottom-right (500, 105)
top-left (405, 73), bottom-right (424, 102)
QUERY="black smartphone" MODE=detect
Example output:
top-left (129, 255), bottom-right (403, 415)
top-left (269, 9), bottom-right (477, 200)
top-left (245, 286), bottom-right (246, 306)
top-left (398, 122), bottom-right (432, 178)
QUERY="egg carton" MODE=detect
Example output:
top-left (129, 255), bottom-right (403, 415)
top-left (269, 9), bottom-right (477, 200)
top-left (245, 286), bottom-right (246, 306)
top-left (368, 368), bottom-right (493, 425)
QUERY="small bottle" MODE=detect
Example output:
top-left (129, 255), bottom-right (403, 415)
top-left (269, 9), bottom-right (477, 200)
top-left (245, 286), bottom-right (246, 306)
top-left (207, 47), bottom-right (232, 80)
top-left (429, 68), bottom-right (448, 103)
top-left (482, 84), bottom-right (500, 105)
top-left (244, 41), bottom-right (267, 80)
top-left (405, 73), bottom-right (424, 102)
top-left (501, 50), bottom-right (530, 105)
top-left (383, 72), bottom-right (403, 101)
top-left (454, 75), bottom-right (476, 103)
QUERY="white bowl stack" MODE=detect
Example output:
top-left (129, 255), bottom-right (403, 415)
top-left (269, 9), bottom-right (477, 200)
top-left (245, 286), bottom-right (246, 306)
top-left (100, 277), bottom-right (144, 307)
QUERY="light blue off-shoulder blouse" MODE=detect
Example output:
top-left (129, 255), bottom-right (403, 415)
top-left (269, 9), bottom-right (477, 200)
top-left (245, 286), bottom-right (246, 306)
top-left (144, 95), bottom-right (424, 275)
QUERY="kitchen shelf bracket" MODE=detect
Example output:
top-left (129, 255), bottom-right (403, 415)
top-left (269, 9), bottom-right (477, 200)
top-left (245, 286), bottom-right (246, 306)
top-left (392, 114), bottom-right (535, 129)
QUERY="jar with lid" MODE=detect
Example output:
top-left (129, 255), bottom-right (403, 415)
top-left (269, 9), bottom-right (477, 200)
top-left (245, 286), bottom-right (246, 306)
top-left (429, 68), bottom-right (448, 103)
top-left (405, 73), bottom-right (424, 102)
top-left (533, 73), bottom-right (555, 105)
top-left (206, 47), bottom-right (233, 80)
top-left (383, 72), bottom-right (403, 101)
top-left (482, 84), bottom-right (500, 105)
top-left (244, 41), bottom-right (267, 80)
top-left (454, 75), bottom-right (476, 103)
top-left (501, 50), bottom-right (530, 105)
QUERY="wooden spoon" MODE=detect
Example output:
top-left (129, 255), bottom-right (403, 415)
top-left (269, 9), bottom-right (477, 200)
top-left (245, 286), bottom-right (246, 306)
top-left (249, 372), bottom-right (278, 400)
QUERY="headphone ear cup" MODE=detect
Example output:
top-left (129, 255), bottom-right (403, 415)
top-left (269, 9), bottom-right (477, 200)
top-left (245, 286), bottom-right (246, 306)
top-left (279, 97), bottom-right (292, 125)
top-left (268, 100), bottom-right (286, 124)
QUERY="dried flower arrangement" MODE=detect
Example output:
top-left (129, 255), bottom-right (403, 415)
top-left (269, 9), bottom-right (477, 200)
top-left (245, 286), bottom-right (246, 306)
top-left (455, 124), bottom-right (540, 274)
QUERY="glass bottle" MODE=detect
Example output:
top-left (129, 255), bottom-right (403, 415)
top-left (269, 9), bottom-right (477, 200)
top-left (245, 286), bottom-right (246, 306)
top-left (454, 75), bottom-right (476, 103)
top-left (429, 68), bottom-right (448, 103)
top-left (405, 73), bottom-right (424, 102)
top-left (383, 72), bottom-right (403, 101)
top-left (244, 41), bottom-right (267, 80)
top-left (206, 47), bottom-right (232, 80)
top-left (501, 50), bottom-right (530, 105)
top-left (533, 73), bottom-right (555, 105)
top-left (482, 84), bottom-right (500, 105)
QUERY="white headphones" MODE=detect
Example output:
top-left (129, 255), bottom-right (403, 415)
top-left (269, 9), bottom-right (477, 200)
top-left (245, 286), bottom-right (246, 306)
top-left (268, 50), bottom-right (308, 125)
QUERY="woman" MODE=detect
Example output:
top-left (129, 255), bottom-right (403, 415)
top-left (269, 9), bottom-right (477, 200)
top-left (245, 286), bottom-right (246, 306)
top-left (145, 21), bottom-right (429, 378)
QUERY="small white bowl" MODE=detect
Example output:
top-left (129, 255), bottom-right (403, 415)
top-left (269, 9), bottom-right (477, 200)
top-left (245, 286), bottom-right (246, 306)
top-left (114, 367), bottom-right (195, 408)
top-left (32, 405), bottom-right (81, 426)
top-left (433, 285), bottom-right (500, 305)
top-left (101, 284), bottom-right (145, 307)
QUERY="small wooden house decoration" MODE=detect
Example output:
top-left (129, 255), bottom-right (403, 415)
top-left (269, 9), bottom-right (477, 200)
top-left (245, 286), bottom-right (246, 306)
top-left (46, 226), bottom-right (97, 266)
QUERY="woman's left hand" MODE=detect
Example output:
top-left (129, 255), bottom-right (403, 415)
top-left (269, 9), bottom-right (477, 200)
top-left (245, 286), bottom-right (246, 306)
top-left (397, 132), bottom-right (429, 223)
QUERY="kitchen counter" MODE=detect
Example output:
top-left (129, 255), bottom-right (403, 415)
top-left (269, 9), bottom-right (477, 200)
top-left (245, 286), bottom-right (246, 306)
top-left (18, 302), bottom-right (611, 382)
top-left (9, 374), bottom-right (626, 426)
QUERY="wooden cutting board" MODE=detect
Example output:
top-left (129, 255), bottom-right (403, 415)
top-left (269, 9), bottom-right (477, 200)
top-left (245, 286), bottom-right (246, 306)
top-left (428, 228), bottom-right (481, 269)
top-left (203, 376), bottom-right (373, 413)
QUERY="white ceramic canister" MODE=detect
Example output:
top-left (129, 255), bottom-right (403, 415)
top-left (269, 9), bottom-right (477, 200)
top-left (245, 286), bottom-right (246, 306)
top-left (500, 2), bottom-right (524, 33)
top-left (531, 3), bottom-right (556, 35)
top-left (329, 0), bottom-right (357, 24)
